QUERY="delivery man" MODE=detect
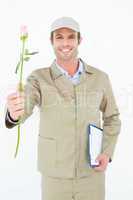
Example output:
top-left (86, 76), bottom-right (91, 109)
top-left (5, 16), bottom-right (121, 200)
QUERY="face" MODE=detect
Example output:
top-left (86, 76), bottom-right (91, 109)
top-left (51, 28), bottom-right (81, 62)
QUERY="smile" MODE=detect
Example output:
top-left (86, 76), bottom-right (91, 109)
top-left (60, 49), bottom-right (72, 53)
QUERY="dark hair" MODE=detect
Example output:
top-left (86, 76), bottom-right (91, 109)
top-left (50, 31), bottom-right (81, 44)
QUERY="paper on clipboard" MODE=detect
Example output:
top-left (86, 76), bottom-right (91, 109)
top-left (87, 124), bottom-right (103, 167)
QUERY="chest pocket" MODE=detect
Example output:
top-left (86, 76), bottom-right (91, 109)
top-left (41, 84), bottom-right (74, 108)
top-left (86, 89), bottom-right (103, 109)
top-left (39, 84), bottom-right (60, 107)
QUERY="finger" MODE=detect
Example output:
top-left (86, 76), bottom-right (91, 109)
top-left (9, 109), bottom-right (24, 121)
top-left (9, 91), bottom-right (24, 97)
top-left (7, 95), bottom-right (24, 104)
top-left (7, 92), bottom-right (20, 98)
top-left (7, 97), bottom-right (24, 105)
top-left (10, 104), bottom-right (24, 112)
top-left (14, 109), bottom-right (24, 115)
top-left (95, 161), bottom-right (108, 171)
top-left (8, 99), bottom-right (24, 109)
top-left (94, 160), bottom-right (105, 169)
top-left (94, 167), bottom-right (102, 172)
top-left (94, 166), bottom-right (105, 172)
top-left (13, 109), bottom-right (24, 118)
top-left (9, 98), bottom-right (25, 106)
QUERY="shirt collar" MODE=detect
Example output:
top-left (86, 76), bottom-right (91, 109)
top-left (50, 58), bottom-right (95, 80)
top-left (55, 59), bottom-right (84, 77)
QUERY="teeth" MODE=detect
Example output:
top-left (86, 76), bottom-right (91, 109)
top-left (61, 49), bottom-right (71, 52)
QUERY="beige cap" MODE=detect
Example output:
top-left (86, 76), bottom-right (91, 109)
top-left (50, 17), bottom-right (80, 32)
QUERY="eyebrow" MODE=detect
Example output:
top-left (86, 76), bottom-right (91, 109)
top-left (55, 33), bottom-right (76, 37)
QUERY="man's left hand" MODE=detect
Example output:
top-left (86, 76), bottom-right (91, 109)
top-left (94, 153), bottom-right (110, 172)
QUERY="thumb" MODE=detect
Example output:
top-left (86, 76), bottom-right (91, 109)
top-left (95, 155), bottom-right (101, 162)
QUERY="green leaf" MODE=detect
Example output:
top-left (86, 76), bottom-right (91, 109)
top-left (26, 51), bottom-right (39, 55)
top-left (15, 61), bottom-right (21, 74)
top-left (24, 57), bottom-right (30, 61)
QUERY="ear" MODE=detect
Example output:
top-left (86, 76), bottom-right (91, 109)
top-left (78, 37), bottom-right (83, 45)
top-left (49, 38), bottom-right (53, 46)
top-left (50, 37), bottom-right (53, 45)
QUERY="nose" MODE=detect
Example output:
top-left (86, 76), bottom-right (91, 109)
top-left (62, 38), bottom-right (70, 46)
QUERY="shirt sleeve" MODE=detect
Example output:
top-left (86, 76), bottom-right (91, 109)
top-left (5, 110), bottom-right (19, 128)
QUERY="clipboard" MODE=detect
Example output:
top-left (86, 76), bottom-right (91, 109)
top-left (87, 124), bottom-right (103, 168)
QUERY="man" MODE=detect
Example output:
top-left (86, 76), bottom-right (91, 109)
top-left (5, 17), bottom-right (121, 200)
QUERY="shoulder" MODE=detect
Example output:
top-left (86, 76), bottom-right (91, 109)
top-left (27, 66), bottom-right (51, 80)
top-left (86, 64), bottom-right (110, 82)
top-left (31, 66), bottom-right (50, 75)
top-left (88, 64), bottom-right (108, 77)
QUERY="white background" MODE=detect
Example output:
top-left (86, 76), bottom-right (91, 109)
top-left (0, 0), bottom-right (133, 199)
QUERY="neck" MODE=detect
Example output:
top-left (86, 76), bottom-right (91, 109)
top-left (56, 58), bottom-right (79, 76)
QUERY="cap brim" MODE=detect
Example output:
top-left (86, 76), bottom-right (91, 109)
top-left (51, 25), bottom-right (79, 32)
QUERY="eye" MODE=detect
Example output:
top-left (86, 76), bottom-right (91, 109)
top-left (69, 35), bottom-right (76, 39)
top-left (55, 35), bottom-right (63, 39)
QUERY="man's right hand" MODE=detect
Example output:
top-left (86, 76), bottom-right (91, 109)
top-left (7, 92), bottom-right (25, 121)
